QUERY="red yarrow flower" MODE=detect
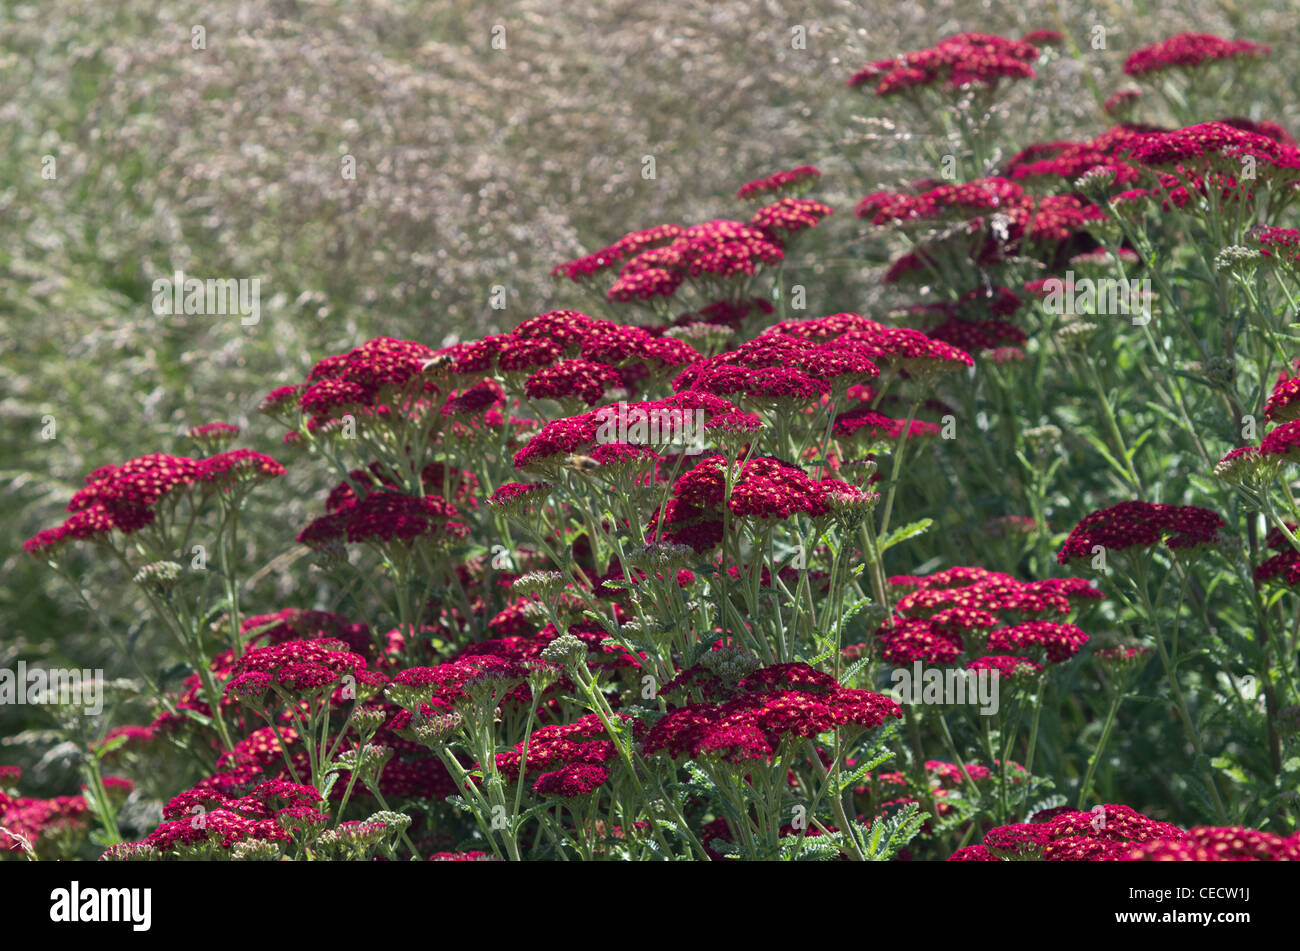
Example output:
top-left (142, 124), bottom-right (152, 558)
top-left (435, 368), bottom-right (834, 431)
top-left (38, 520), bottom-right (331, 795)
top-left (1123, 33), bottom-right (1269, 77)
top-left (1058, 501), bottom-right (1224, 564)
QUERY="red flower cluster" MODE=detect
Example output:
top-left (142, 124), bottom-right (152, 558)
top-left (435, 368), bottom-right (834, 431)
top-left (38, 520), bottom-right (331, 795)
top-left (736, 165), bottom-right (821, 200)
top-left (1123, 33), bottom-right (1270, 77)
top-left (187, 421), bottom-right (241, 451)
top-left (550, 225), bottom-right (685, 282)
top-left (442, 312), bottom-right (699, 404)
top-left (606, 220), bottom-right (785, 302)
top-left (0, 785), bottom-right (89, 855)
top-left (1122, 122), bottom-right (1300, 186)
top-left (24, 449), bottom-right (284, 553)
top-left (224, 639), bottom-right (376, 705)
top-left (1120, 826), bottom-right (1300, 861)
top-left (985, 621), bottom-right (1090, 663)
top-left (1259, 419), bottom-right (1300, 463)
top-left (196, 449), bottom-right (286, 490)
top-left (856, 177), bottom-right (1024, 224)
top-left (298, 489), bottom-right (468, 548)
top-left (1253, 522), bottom-right (1300, 585)
top-left (750, 197), bottom-right (833, 234)
top-left (1219, 117), bottom-right (1296, 146)
top-left (494, 713), bottom-right (640, 786)
top-left (966, 810), bottom-right (1299, 862)
top-left (1003, 126), bottom-right (1151, 187)
top-left (849, 32), bottom-right (1039, 96)
top-left (512, 390), bottom-right (737, 471)
top-left (291, 337), bottom-right (441, 428)
top-left (870, 567), bottom-right (1099, 666)
top-left (858, 179), bottom-right (1108, 262)
top-left (1264, 359), bottom-right (1300, 422)
top-left (389, 654), bottom-right (534, 718)
top-left (524, 359), bottom-right (622, 405)
top-left (762, 312), bottom-right (975, 373)
top-left (486, 480), bottom-right (552, 511)
top-left (555, 218), bottom-right (793, 305)
top-left (645, 663), bottom-right (901, 764)
top-left (1058, 501), bottom-right (1225, 564)
top-left (975, 803), bottom-right (1184, 861)
top-left (673, 328), bottom-right (886, 405)
top-left (1250, 225), bottom-right (1300, 265)
top-left (648, 454), bottom-right (869, 551)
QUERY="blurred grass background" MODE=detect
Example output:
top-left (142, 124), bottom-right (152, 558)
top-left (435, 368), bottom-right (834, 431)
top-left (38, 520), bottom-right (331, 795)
top-left (2, 0), bottom-right (1297, 803)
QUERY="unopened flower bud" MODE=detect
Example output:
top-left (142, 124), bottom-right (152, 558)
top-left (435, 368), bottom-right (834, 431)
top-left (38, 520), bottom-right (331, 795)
top-left (540, 633), bottom-right (587, 669)
top-left (511, 570), bottom-right (565, 598)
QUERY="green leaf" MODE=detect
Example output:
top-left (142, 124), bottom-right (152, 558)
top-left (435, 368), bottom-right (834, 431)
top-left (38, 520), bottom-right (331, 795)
top-left (179, 707), bottom-right (214, 728)
top-left (877, 518), bottom-right (932, 554)
top-left (1078, 430), bottom-right (1129, 480)
top-left (93, 734), bottom-right (130, 760)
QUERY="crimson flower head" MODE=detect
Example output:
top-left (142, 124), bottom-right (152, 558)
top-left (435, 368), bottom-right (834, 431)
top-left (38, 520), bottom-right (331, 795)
top-left (1260, 419), bottom-right (1300, 463)
top-left (876, 616), bottom-right (963, 665)
top-left (187, 421), bottom-right (240, 452)
top-left (298, 489), bottom-right (467, 548)
top-left (985, 621), bottom-right (1088, 663)
top-left (736, 166), bottom-right (821, 201)
top-left (644, 666), bottom-right (900, 766)
top-left (197, 450), bottom-right (286, 491)
top-left (532, 763), bottom-right (611, 799)
top-left (487, 481), bottom-right (552, 513)
top-left (224, 639), bottom-right (374, 706)
top-left (1058, 501), bottom-right (1225, 564)
top-left (750, 197), bottom-right (833, 235)
top-left (296, 337), bottom-right (440, 428)
top-left (1123, 33), bottom-right (1269, 77)
top-left (1122, 122), bottom-right (1300, 190)
top-left (1119, 826), bottom-right (1300, 861)
top-left (259, 385), bottom-right (300, 414)
top-left (25, 453), bottom-right (221, 551)
top-left (849, 33), bottom-right (1039, 96)
top-left (1263, 362), bottom-right (1300, 423)
top-left (1249, 226), bottom-right (1300, 266)
top-left (524, 360), bottom-right (621, 406)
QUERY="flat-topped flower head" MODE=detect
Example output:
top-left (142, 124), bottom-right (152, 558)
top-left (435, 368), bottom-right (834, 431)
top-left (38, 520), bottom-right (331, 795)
top-left (296, 337), bottom-right (439, 427)
top-left (187, 421), bottom-right (240, 453)
top-left (298, 489), bottom-right (467, 549)
top-left (532, 763), bottom-right (610, 798)
top-left (850, 33), bottom-right (1039, 96)
top-left (1058, 501), bottom-right (1225, 564)
top-left (736, 166), bottom-right (822, 201)
top-left (1122, 122), bottom-right (1300, 184)
top-left (1249, 226), bottom-right (1300, 267)
top-left (1260, 419), bottom-right (1300, 463)
top-left (1265, 362), bottom-right (1300, 423)
top-left (1119, 826), bottom-right (1299, 861)
top-left (524, 359), bottom-right (621, 406)
top-left (197, 450), bottom-right (286, 491)
top-left (986, 621), bottom-right (1088, 663)
top-left (750, 197), bottom-right (833, 235)
top-left (1123, 33), bottom-right (1270, 77)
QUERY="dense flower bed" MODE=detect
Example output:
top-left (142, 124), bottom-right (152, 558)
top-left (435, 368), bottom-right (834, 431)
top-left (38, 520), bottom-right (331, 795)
top-left (8, 28), bottom-right (1300, 862)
